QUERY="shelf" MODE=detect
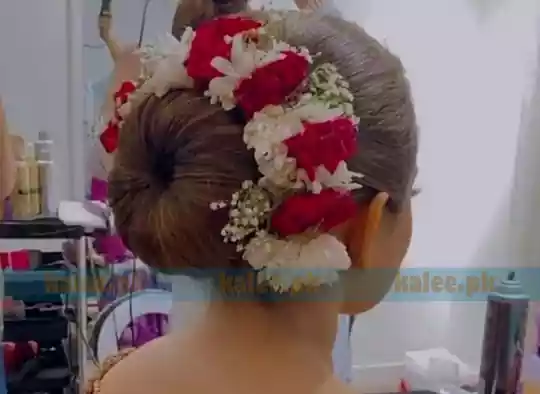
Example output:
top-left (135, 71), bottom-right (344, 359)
top-left (5, 268), bottom-right (71, 303)
top-left (0, 218), bottom-right (84, 240)
top-left (4, 315), bottom-right (68, 343)
top-left (7, 346), bottom-right (73, 393)
top-left (7, 366), bottom-right (72, 393)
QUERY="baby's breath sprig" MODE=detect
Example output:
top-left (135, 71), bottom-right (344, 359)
top-left (210, 180), bottom-right (272, 252)
top-left (308, 63), bottom-right (357, 121)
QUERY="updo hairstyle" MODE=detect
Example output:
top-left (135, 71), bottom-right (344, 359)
top-left (108, 0), bottom-right (418, 274)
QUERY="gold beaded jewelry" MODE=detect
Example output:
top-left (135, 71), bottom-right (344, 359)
top-left (86, 348), bottom-right (136, 394)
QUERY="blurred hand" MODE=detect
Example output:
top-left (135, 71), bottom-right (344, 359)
top-left (294, 0), bottom-right (324, 11)
top-left (113, 45), bottom-right (141, 81)
top-left (98, 13), bottom-right (113, 42)
top-left (101, 45), bottom-right (141, 122)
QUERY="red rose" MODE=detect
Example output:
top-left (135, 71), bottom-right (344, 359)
top-left (114, 81), bottom-right (137, 107)
top-left (284, 118), bottom-right (357, 180)
top-left (235, 51), bottom-right (309, 118)
top-left (271, 189), bottom-right (358, 237)
top-left (186, 17), bottom-right (263, 83)
top-left (100, 122), bottom-right (119, 154)
top-left (100, 81), bottom-right (136, 153)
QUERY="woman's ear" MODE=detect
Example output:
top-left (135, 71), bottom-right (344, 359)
top-left (347, 192), bottom-right (389, 269)
top-left (340, 193), bottom-right (412, 315)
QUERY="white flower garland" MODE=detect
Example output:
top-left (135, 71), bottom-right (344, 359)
top-left (117, 17), bottom-right (363, 292)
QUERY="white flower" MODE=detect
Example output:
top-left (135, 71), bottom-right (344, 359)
top-left (206, 34), bottom-right (286, 109)
top-left (244, 106), bottom-right (304, 150)
top-left (144, 31), bottom-right (194, 73)
top-left (244, 103), bottom-right (359, 190)
top-left (256, 146), bottom-right (299, 189)
top-left (243, 107), bottom-right (301, 188)
top-left (298, 161), bottom-right (363, 194)
top-left (292, 99), bottom-right (345, 122)
top-left (243, 232), bottom-right (351, 292)
top-left (141, 30), bottom-right (195, 98)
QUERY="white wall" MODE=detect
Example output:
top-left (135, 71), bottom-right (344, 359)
top-left (343, 0), bottom-right (539, 375)
top-left (0, 0), bottom-right (85, 251)
top-left (0, 0), bottom-right (71, 207)
top-left (443, 0), bottom-right (540, 368)
top-left (343, 0), bottom-right (539, 372)
top-left (83, 0), bottom-right (177, 84)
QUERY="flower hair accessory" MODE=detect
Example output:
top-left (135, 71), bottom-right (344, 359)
top-left (101, 15), bottom-right (363, 292)
top-left (100, 81), bottom-right (137, 153)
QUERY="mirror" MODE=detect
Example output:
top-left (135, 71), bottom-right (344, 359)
top-left (83, 0), bottom-right (177, 186)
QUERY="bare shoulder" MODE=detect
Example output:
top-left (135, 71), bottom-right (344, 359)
top-left (95, 336), bottom-right (189, 394)
top-left (95, 335), bottom-right (356, 394)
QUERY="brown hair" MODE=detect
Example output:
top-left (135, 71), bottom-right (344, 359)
top-left (109, 2), bottom-right (418, 272)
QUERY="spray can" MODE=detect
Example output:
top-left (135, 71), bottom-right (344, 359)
top-left (479, 272), bottom-right (529, 394)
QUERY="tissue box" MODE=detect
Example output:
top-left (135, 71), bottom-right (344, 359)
top-left (405, 348), bottom-right (477, 393)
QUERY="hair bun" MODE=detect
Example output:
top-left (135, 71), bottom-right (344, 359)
top-left (172, 0), bottom-right (249, 39)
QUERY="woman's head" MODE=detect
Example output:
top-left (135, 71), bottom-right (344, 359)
top-left (109, 1), bottom-right (417, 314)
top-left (172, 0), bottom-right (250, 38)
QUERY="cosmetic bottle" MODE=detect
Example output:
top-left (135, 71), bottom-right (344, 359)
top-left (479, 272), bottom-right (529, 394)
top-left (26, 143), bottom-right (40, 217)
top-left (35, 131), bottom-right (53, 216)
top-left (10, 143), bottom-right (31, 219)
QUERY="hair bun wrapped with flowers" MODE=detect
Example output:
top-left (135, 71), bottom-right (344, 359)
top-left (104, 12), bottom-right (367, 292)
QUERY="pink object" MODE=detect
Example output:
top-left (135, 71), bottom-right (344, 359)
top-left (0, 252), bottom-right (9, 269)
top-left (90, 177), bottom-right (108, 202)
top-left (0, 250), bottom-right (31, 270)
top-left (10, 250), bottom-right (30, 270)
top-left (94, 235), bottom-right (129, 264)
top-left (89, 177), bottom-right (130, 263)
top-left (399, 379), bottom-right (410, 393)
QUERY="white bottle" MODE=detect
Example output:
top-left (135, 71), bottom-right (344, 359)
top-left (35, 131), bottom-right (54, 216)
top-left (35, 131), bottom-right (53, 159)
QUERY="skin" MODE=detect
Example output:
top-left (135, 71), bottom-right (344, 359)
top-left (99, 13), bottom-right (122, 63)
top-left (98, 195), bottom-right (413, 394)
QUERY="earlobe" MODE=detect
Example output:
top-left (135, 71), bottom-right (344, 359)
top-left (340, 192), bottom-right (390, 315)
top-left (346, 192), bottom-right (389, 270)
top-left (360, 192), bottom-right (390, 267)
